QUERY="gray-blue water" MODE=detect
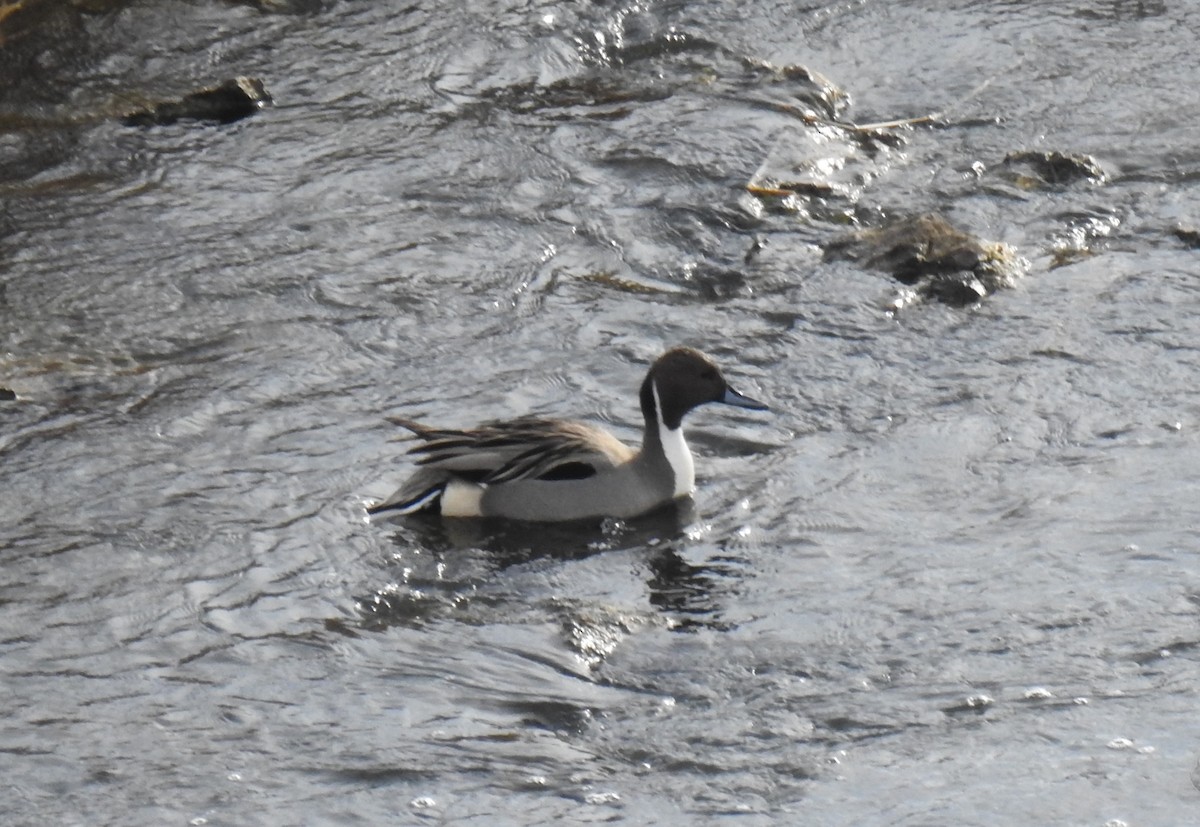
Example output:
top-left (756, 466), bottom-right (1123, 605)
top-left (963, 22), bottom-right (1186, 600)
top-left (3, 1), bottom-right (1200, 823)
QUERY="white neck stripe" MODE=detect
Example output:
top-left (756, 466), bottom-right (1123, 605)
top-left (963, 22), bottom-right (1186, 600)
top-left (652, 380), bottom-right (695, 497)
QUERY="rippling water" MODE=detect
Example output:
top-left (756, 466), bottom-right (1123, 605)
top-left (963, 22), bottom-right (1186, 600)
top-left (3, 1), bottom-right (1200, 823)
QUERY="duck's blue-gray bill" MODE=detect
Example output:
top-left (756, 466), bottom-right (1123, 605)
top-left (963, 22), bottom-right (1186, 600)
top-left (721, 386), bottom-right (768, 411)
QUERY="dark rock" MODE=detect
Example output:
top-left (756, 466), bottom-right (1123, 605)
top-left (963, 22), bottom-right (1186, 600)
top-left (825, 213), bottom-right (1027, 308)
top-left (924, 272), bottom-right (988, 305)
top-left (1002, 150), bottom-right (1106, 186)
top-left (854, 214), bottom-right (990, 280)
top-left (1172, 226), bottom-right (1200, 248)
top-left (828, 213), bottom-right (987, 279)
top-left (122, 77), bottom-right (272, 127)
top-left (0, 388), bottom-right (15, 401)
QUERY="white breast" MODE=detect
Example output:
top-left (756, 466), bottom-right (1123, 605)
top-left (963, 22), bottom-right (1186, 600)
top-left (653, 382), bottom-right (695, 497)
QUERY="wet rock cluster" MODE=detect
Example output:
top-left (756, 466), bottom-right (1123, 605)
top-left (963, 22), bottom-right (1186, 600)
top-left (0, 2), bottom-right (1161, 316)
top-left (743, 130), bottom-right (1119, 307)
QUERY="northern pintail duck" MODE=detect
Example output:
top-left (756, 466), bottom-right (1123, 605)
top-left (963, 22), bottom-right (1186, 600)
top-left (368, 347), bottom-right (768, 522)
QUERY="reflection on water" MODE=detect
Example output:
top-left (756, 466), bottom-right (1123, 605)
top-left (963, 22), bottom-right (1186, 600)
top-left (358, 501), bottom-right (734, 637)
top-left (3, 0), bottom-right (1200, 824)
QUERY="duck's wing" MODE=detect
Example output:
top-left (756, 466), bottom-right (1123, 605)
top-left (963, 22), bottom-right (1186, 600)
top-left (389, 416), bottom-right (635, 484)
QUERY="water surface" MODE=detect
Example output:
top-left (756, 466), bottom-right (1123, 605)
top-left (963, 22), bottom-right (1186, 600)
top-left (3, 1), bottom-right (1200, 824)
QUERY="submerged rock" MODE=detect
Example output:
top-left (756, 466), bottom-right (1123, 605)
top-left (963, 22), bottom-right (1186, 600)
top-left (1002, 150), bottom-right (1106, 186)
top-left (825, 213), bottom-right (1027, 308)
top-left (742, 120), bottom-right (901, 222)
top-left (122, 77), bottom-right (272, 127)
top-left (232, 0), bottom-right (324, 11)
top-left (475, 42), bottom-right (846, 126)
top-left (738, 57), bottom-right (849, 122)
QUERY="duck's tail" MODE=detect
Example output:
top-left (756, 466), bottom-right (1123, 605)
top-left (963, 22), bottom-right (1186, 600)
top-left (366, 468), bottom-right (447, 516)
